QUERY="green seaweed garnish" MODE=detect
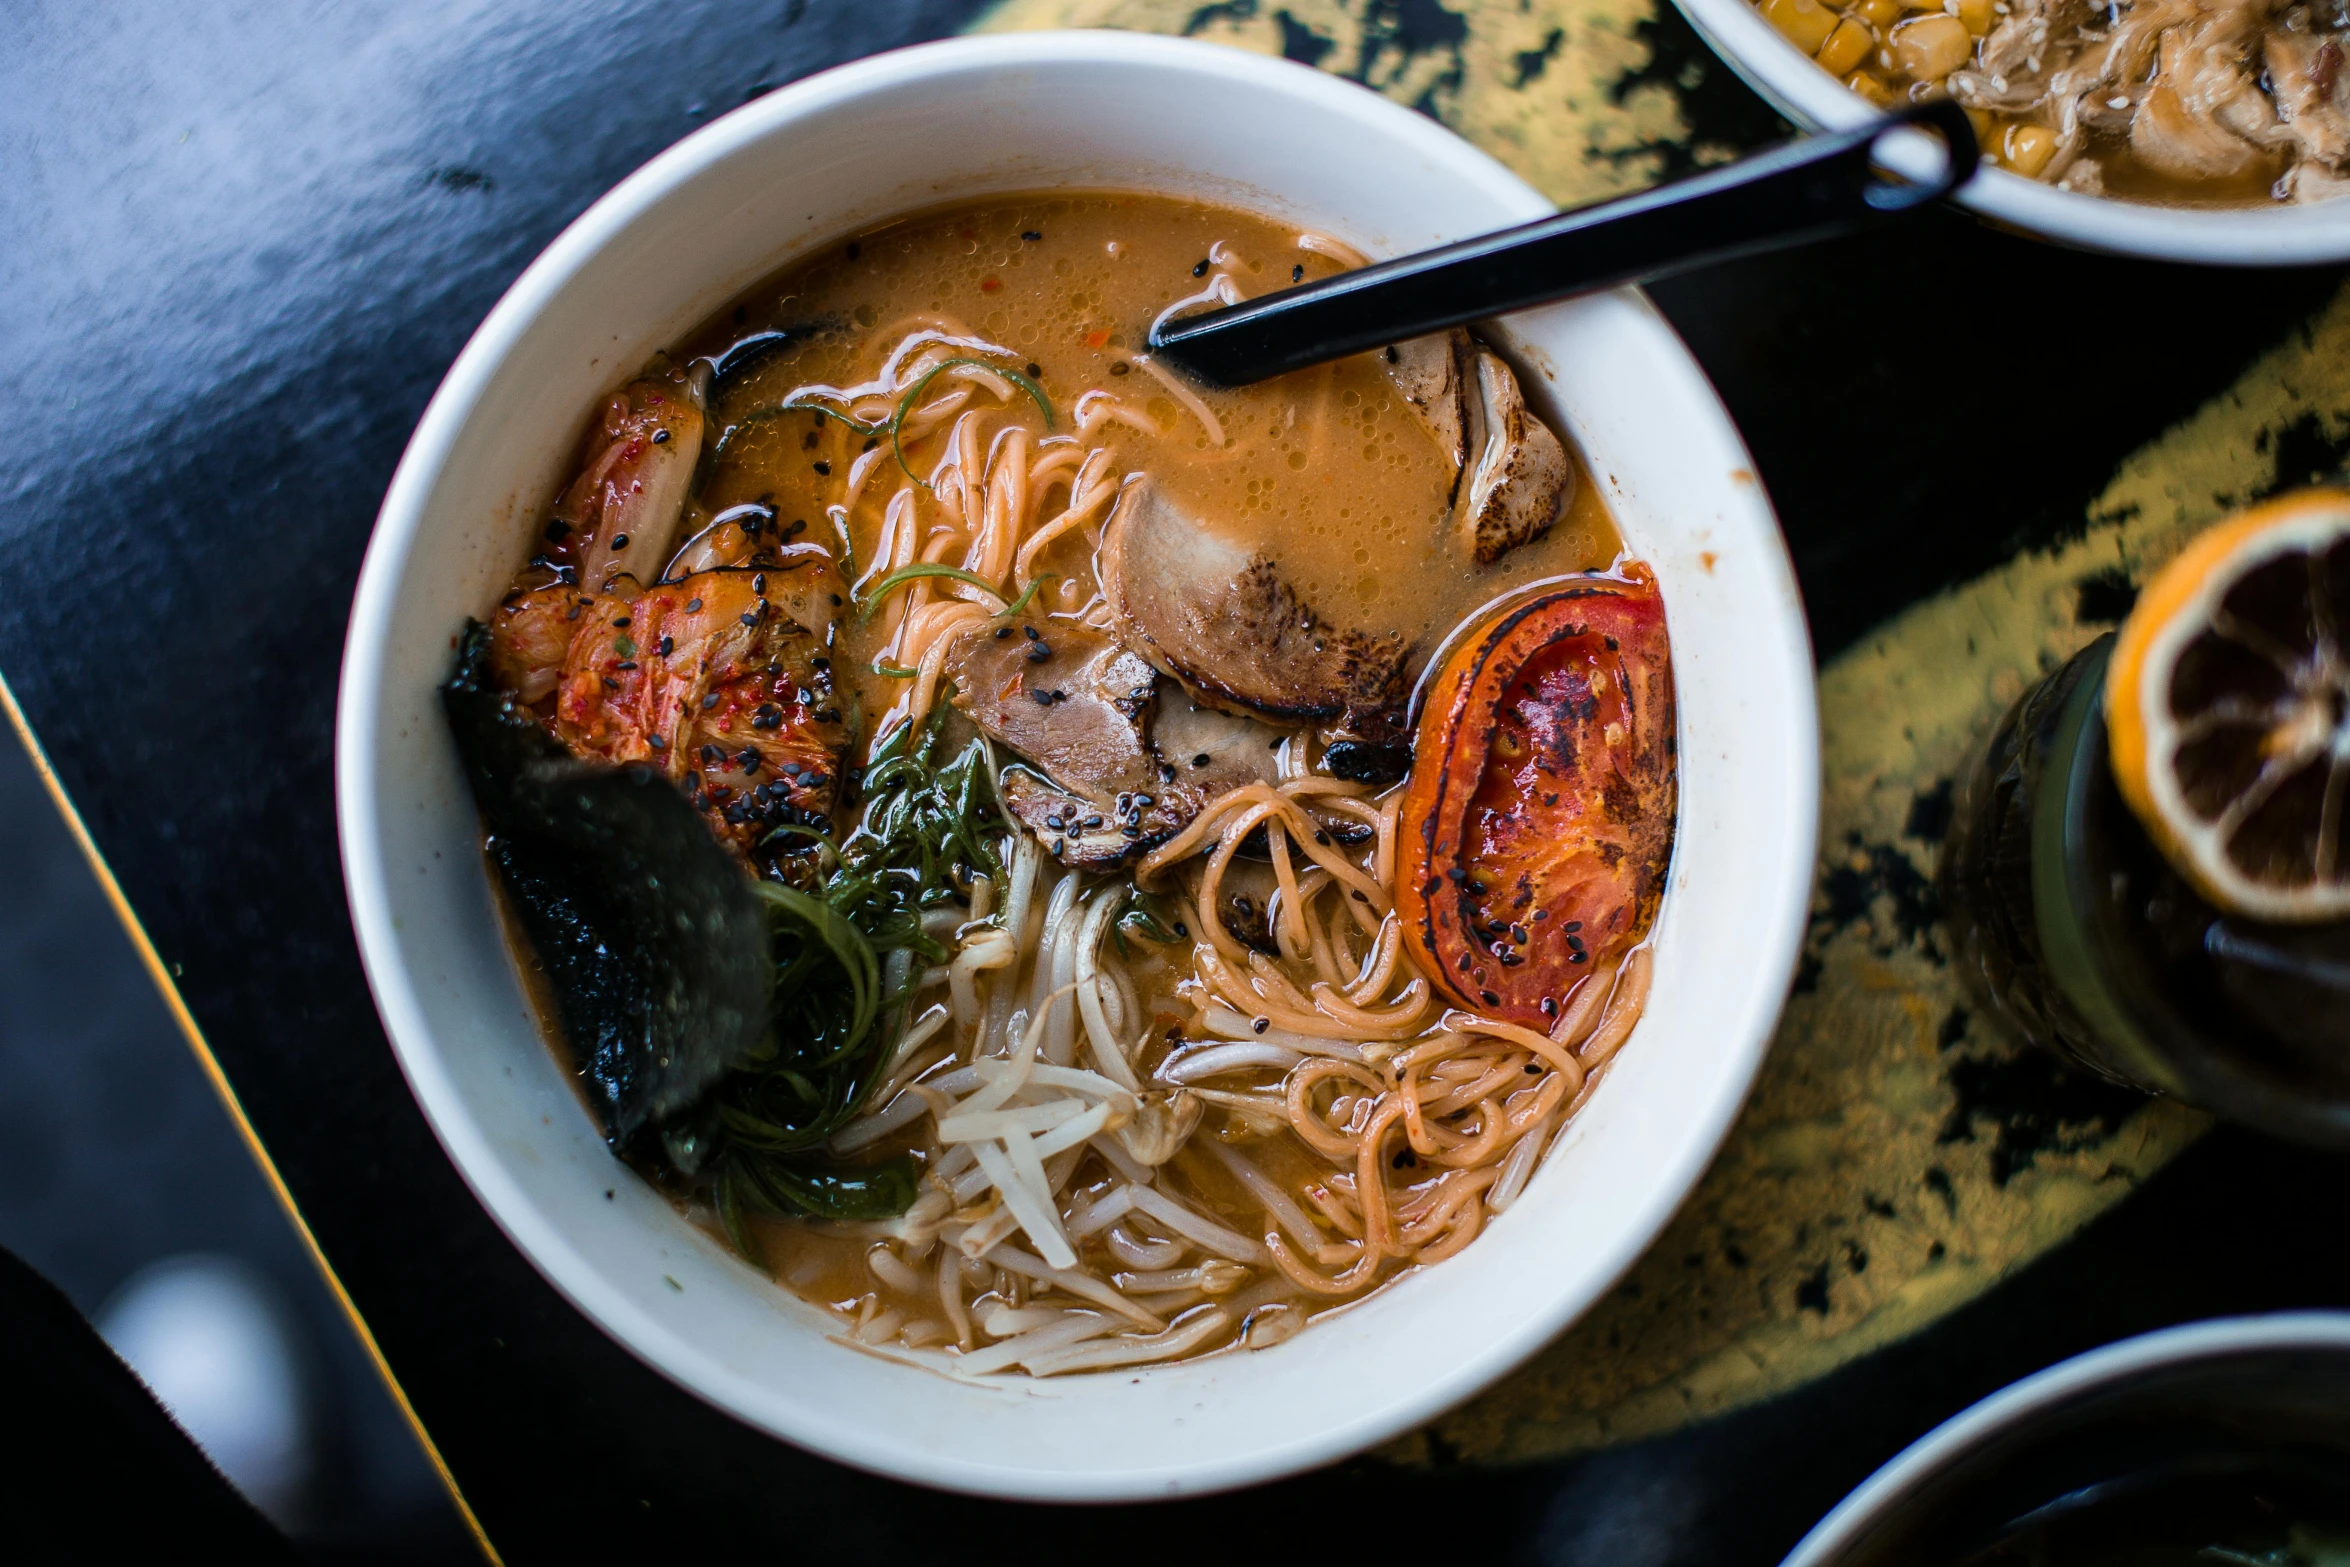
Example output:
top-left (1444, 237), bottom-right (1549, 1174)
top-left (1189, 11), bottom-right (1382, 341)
top-left (889, 356), bottom-right (1053, 486)
top-left (706, 691), bottom-right (1005, 1237)
top-left (857, 562), bottom-right (1009, 623)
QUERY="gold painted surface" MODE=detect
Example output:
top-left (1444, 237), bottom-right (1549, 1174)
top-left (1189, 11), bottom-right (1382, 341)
top-left (0, 673), bottom-right (505, 1564)
top-left (974, 0), bottom-right (1728, 207)
top-left (979, 4), bottom-right (2350, 1459)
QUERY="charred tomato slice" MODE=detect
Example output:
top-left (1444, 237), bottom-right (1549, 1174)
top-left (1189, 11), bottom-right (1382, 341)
top-left (1396, 571), bottom-right (1676, 1027)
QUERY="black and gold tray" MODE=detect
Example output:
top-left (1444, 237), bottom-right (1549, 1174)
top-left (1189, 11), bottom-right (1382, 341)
top-left (7, 2), bottom-right (2350, 1559)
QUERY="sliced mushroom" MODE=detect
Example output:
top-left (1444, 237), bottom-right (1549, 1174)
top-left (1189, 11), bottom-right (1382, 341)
top-left (1384, 331), bottom-right (1573, 565)
top-left (1384, 332), bottom-right (1469, 480)
top-left (953, 620), bottom-right (1188, 869)
top-left (1150, 687), bottom-right (1284, 802)
top-left (555, 380), bottom-right (706, 594)
top-left (953, 618), bottom-right (1161, 802)
top-left (998, 769), bottom-right (1170, 870)
top-left (1461, 348), bottom-right (1574, 565)
top-left (1101, 480), bottom-right (1413, 753)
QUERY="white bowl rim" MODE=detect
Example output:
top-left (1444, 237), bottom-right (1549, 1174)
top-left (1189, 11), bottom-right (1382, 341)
top-left (1779, 1310), bottom-right (2350, 1565)
top-left (1668, 0), bottom-right (2350, 265)
top-left (335, 28), bottom-right (1820, 1499)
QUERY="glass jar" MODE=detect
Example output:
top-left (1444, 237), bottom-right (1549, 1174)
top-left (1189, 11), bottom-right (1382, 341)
top-left (1940, 634), bottom-right (2350, 1145)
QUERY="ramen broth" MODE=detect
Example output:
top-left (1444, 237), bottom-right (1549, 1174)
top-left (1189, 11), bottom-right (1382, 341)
top-left (684, 195), bottom-right (1622, 725)
top-left (477, 190), bottom-right (1672, 1373)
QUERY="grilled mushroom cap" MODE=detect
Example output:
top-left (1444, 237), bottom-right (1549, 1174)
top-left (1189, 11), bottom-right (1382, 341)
top-left (1384, 330), bottom-right (1573, 566)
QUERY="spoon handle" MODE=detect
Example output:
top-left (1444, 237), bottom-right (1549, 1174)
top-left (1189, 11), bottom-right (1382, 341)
top-left (1149, 102), bottom-right (1977, 388)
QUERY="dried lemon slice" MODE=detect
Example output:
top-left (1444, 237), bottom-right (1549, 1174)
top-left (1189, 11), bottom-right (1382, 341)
top-left (2106, 488), bottom-right (2350, 922)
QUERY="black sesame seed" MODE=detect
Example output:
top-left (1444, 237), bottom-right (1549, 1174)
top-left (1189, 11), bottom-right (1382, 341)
top-left (1110, 362), bottom-right (1130, 376)
top-left (601, 676), bottom-right (620, 691)
top-left (1570, 951), bottom-right (1588, 964)
top-left (1026, 362), bottom-right (1042, 379)
top-left (615, 659), bottom-right (638, 672)
top-left (1026, 643), bottom-right (1050, 664)
top-left (1480, 989), bottom-right (1501, 1007)
top-left (1445, 867), bottom-right (1467, 883)
top-left (1021, 230), bottom-right (1042, 242)
top-left (1192, 753), bottom-right (1211, 767)
top-left (686, 598), bottom-right (703, 613)
top-left (651, 428), bottom-right (671, 445)
top-left (701, 692), bottom-right (721, 710)
top-left (1032, 690), bottom-right (1054, 706)
top-left (994, 626), bottom-right (1012, 639)
top-left (1251, 1017), bottom-right (1269, 1034)
top-left (1564, 920), bottom-right (1582, 932)
top-left (611, 532), bottom-right (630, 549)
top-left (658, 636), bottom-right (674, 656)
top-left (753, 573), bottom-right (767, 594)
top-left (1052, 837), bottom-right (1066, 856)
top-left (813, 460), bottom-right (831, 476)
top-left (647, 734), bottom-right (666, 749)
top-left (1540, 997), bottom-right (1559, 1018)
top-left (1082, 815), bottom-right (1104, 830)
top-left (1192, 258), bottom-right (1210, 277)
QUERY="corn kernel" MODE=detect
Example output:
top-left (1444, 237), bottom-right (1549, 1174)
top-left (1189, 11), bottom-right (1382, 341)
top-left (1963, 106), bottom-right (1996, 147)
top-left (1844, 69), bottom-right (1901, 107)
top-left (1892, 12), bottom-right (1971, 78)
top-left (1856, 0), bottom-right (1904, 28)
top-left (1762, 0), bottom-right (1839, 55)
top-left (1816, 15), bottom-right (1874, 73)
top-left (1953, 0), bottom-right (1996, 32)
top-left (2003, 122), bottom-right (2057, 177)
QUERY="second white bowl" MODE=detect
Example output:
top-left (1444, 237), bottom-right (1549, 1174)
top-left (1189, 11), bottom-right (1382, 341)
top-left (1670, 0), bottom-right (2350, 264)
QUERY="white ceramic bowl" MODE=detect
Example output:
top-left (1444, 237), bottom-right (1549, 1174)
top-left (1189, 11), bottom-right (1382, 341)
top-left (337, 31), bottom-right (1817, 1500)
top-left (1670, 0), bottom-right (2350, 264)
top-left (1780, 1313), bottom-right (2350, 1564)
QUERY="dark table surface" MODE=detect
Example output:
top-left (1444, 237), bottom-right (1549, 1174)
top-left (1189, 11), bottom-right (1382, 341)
top-left (10, 2), bottom-right (2350, 1561)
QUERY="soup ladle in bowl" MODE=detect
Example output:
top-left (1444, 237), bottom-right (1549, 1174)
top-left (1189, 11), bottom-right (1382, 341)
top-left (1149, 101), bottom-right (1976, 388)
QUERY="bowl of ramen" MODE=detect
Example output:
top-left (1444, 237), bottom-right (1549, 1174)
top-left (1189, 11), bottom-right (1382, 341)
top-left (1671, 0), bottom-right (2350, 261)
top-left (337, 30), bottom-right (1817, 1497)
top-left (1780, 1314), bottom-right (2350, 1566)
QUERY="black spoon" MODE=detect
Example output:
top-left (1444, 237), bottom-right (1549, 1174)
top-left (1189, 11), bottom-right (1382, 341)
top-left (1149, 102), bottom-right (1978, 388)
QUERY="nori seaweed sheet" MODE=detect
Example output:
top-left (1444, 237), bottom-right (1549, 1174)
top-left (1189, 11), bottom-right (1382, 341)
top-left (441, 621), bottom-right (769, 1149)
